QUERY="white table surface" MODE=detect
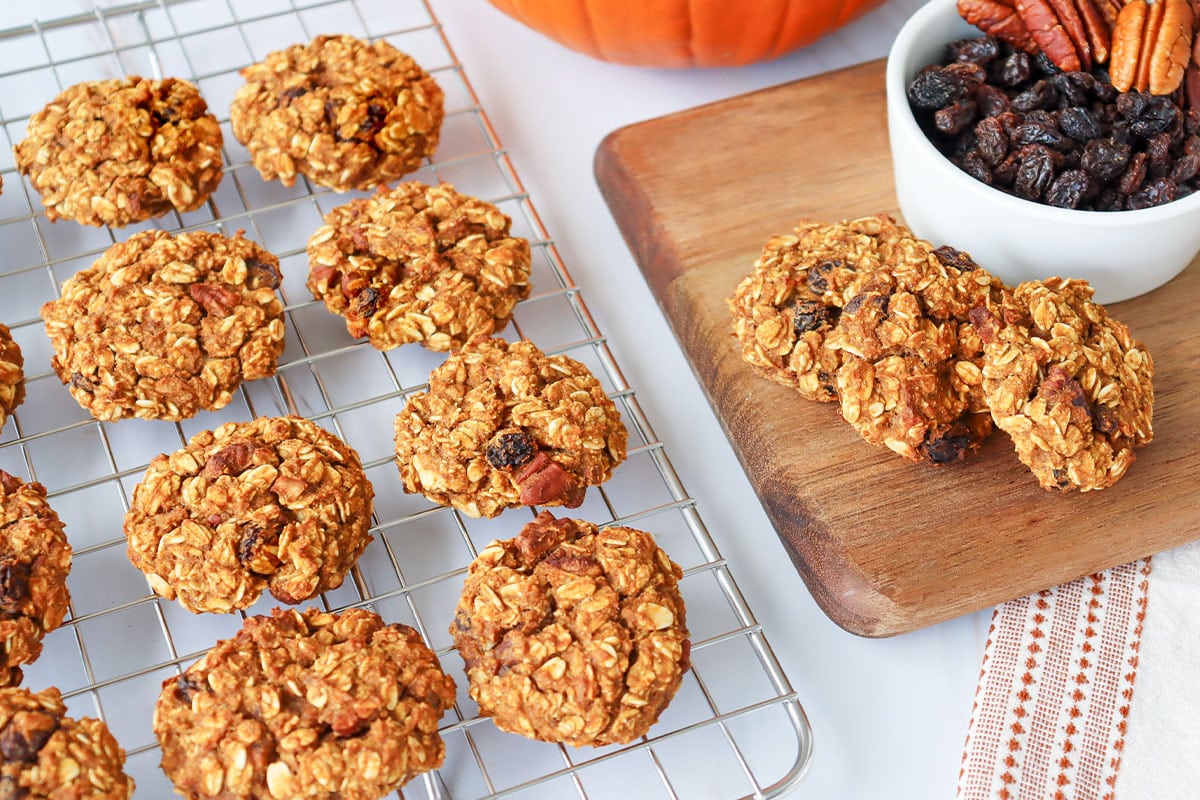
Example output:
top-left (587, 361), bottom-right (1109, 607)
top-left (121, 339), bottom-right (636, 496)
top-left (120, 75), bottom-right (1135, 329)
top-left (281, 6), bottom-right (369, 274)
top-left (6, 1), bottom-right (992, 797)
top-left (430, 2), bottom-right (991, 798)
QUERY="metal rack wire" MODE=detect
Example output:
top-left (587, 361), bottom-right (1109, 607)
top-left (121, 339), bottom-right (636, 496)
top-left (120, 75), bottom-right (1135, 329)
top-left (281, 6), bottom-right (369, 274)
top-left (0, 1), bottom-right (813, 797)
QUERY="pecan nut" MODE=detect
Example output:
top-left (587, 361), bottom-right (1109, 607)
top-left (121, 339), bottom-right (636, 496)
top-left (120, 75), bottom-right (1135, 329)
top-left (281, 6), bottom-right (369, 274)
top-left (516, 453), bottom-right (585, 508)
top-left (1110, 0), bottom-right (1194, 94)
top-left (958, 0), bottom-right (1039, 53)
top-left (1016, 0), bottom-right (1088, 71)
top-left (187, 281), bottom-right (240, 316)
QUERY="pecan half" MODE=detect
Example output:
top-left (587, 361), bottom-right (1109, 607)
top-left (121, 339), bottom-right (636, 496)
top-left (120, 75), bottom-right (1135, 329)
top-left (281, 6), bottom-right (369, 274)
top-left (1111, 0), bottom-right (1194, 94)
top-left (959, 0), bottom-right (1040, 53)
top-left (1016, 0), bottom-right (1087, 71)
top-left (188, 282), bottom-right (240, 316)
top-left (515, 453), bottom-right (585, 508)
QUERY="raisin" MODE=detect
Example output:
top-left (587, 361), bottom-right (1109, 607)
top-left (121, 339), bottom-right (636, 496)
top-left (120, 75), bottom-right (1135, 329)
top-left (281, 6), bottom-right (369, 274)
top-left (280, 85), bottom-right (308, 101)
top-left (1121, 93), bottom-right (1178, 137)
top-left (486, 430), bottom-right (537, 471)
top-left (993, 151), bottom-right (1022, 186)
top-left (0, 775), bottom-right (27, 800)
top-left (1058, 106), bottom-right (1101, 142)
top-left (933, 246), bottom-right (977, 269)
top-left (1013, 121), bottom-right (1070, 150)
top-left (0, 712), bottom-right (58, 762)
top-left (351, 286), bottom-right (381, 318)
top-left (907, 63), bottom-right (986, 109)
top-left (1046, 169), bottom-right (1092, 209)
top-left (1081, 138), bottom-right (1131, 182)
top-left (1092, 405), bottom-right (1119, 435)
top-left (246, 259), bottom-right (281, 289)
top-left (176, 673), bottom-right (208, 704)
top-left (922, 430), bottom-right (973, 464)
top-left (1170, 152), bottom-right (1200, 183)
top-left (993, 52), bottom-right (1031, 87)
top-left (0, 560), bottom-right (30, 617)
top-left (1047, 73), bottom-right (1088, 107)
top-left (1033, 50), bottom-right (1062, 76)
top-left (976, 84), bottom-right (1011, 117)
top-left (1014, 145), bottom-right (1056, 200)
top-left (1118, 151), bottom-right (1148, 195)
top-left (947, 36), bottom-right (1000, 65)
top-left (958, 150), bottom-right (993, 183)
top-left (1127, 177), bottom-right (1178, 209)
top-left (935, 99), bottom-right (978, 134)
top-left (1013, 80), bottom-right (1058, 111)
top-left (974, 117), bottom-right (1009, 166)
top-left (1146, 132), bottom-right (1172, 178)
top-left (806, 260), bottom-right (838, 294)
top-left (792, 300), bottom-right (835, 336)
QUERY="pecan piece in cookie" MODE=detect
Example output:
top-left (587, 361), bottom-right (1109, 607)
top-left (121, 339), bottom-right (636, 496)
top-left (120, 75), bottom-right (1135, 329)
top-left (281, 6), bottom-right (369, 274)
top-left (451, 512), bottom-right (689, 747)
top-left (395, 337), bottom-right (626, 518)
top-left (125, 416), bottom-right (374, 613)
top-left (155, 608), bottom-right (454, 800)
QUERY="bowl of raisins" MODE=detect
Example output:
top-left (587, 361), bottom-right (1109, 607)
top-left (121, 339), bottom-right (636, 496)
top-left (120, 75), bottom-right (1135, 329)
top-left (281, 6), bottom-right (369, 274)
top-left (885, 0), bottom-right (1200, 304)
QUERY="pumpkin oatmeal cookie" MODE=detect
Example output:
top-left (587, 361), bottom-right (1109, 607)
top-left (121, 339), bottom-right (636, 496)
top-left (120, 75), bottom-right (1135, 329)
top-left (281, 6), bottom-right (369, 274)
top-left (125, 416), bottom-right (374, 614)
top-left (0, 471), bottom-right (70, 688)
top-left (307, 181), bottom-right (531, 351)
top-left (41, 229), bottom-right (285, 422)
top-left (394, 337), bottom-right (627, 518)
top-left (451, 511), bottom-right (689, 747)
top-left (0, 323), bottom-right (25, 431)
top-left (13, 76), bottom-right (222, 227)
top-left (230, 34), bottom-right (443, 191)
top-left (827, 243), bottom-right (1008, 463)
top-left (154, 607), bottom-right (455, 800)
top-left (0, 686), bottom-right (133, 799)
top-left (727, 214), bottom-right (913, 402)
top-left (972, 277), bottom-right (1154, 491)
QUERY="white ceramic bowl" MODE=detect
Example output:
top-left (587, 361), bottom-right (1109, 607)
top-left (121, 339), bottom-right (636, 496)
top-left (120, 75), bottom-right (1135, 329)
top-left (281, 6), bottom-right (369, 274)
top-left (886, 0), bottom-right (1200, 304)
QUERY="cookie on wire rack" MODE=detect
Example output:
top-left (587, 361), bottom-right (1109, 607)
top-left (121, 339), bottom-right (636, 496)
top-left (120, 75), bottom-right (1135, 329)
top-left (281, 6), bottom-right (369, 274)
top-left (394, 336), bottom-right (627, 518)
top-left (230, 34), bottom-right (444, 191)
top-left (124, 416), bottom-right (375, 614)
top-left (307, 181), bottom-right (532, 351)
top-left (40, 229), bottom-right (285, 422)
top-left (0, 685), bottom-right (134, 799)
top-left (451, 511), bottom-right (690, 747)
top-left (154, 607), bottom-right (455, 800)
top-left (13, 76), bottom-right (223, 227)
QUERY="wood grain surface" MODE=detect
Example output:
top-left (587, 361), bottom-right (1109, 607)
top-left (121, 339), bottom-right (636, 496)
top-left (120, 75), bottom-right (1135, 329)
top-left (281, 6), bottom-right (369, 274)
top-left (594, 59), bottom-right (1199, 637)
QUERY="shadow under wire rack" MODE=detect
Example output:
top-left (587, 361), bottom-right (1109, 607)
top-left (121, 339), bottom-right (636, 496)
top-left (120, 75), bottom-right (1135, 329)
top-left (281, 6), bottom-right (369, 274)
top-left (0, 1), bottom-right (813, 797)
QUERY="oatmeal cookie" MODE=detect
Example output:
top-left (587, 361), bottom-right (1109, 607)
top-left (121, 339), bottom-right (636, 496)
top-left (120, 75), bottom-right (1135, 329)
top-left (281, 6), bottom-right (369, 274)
top-left (394, 337), bottom-right (627, 518)
top-left (827, 243), bottom-right (1008, 463)
top-left (0, 471), bottom-right (70, 688)
top-left (230, 34), bottom-right (443, 191)
top-left (452, 512), bottom-right (689, 747)
top-left (155, 607), bottom-right (455, 800)
top-left (13, 76), bottom-right (222, 227)
top-left (41, 229), bottom-right (285, 421)
top-left (0, 324), bottom-right (25, 431)
top-left (0, 686), bottom-right (133, 799)
top-left (125, 416), bottom-right (374, 614)
top-left (307, 181), bottom-right (531, 351)
top-left (728, 214), bottom-right (913, 402)
top-left (973, 277), bottom-right (1154, 491)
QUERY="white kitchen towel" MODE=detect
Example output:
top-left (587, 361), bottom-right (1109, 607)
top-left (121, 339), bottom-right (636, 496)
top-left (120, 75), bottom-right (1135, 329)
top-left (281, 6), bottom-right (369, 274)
top-left (958, 540), bottom-right (1200, 799)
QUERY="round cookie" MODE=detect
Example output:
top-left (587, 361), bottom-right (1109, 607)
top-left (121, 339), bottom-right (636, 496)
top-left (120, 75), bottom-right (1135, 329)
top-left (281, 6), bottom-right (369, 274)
top-left (307, 181), bottom-right (531, 351)
top-left (0, 471), bottom-right (71, 687)
top-left (451, 511), bottom-right (690, 747)
top-left (155, 607), bottom-right (455, 800)
top-left (0, 323), bottom-right (25, 431)
top-left (13, 76), bottom-right (222, 227)
top-left (827, 242), bottom-right (1008, 463)
top-left (727, 214), bottom-right (910, 402)
top-left (41, 229), bottom-right (285, 421)
top-left (125, 416), bottom-right (374, 614)
top-left (394, 336), bottom-right (627, 518)
top-left (230, 34), bottom-right (443, 191)
top-left (973, 277), bottom-right (1154, 491)
top-left (0, 686), bottom-right (133, 799)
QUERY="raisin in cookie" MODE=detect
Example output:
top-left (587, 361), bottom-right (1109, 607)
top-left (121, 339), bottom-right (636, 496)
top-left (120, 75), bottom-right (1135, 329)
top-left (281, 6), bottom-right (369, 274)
top-left (973, 277), bottom-right (1154, 491)
top-left (307, 181), bottom-right (531, 351)
top-left (155, 607), bottom-right (455, 800)
top-left (41, 229), bottom-right (285, 421)
top-left (451, 511), bottom-right (689, 747)
top-left (14, 76), bottom-right (222, 227)
top-left (394, 337), bottom-right (627, 518)
top-left (827, 243), bottom-right (1008, 463)
top-left (230, 34), bottom-right (443, 191)
top-left (0, 324), bottom-right (25, 431)
top-left (0, 686), bottom-right (133, 799)
top-left (728, 214), bottom-right (912, 402)
top-left (125, 416), bottom-right (374, 614)
top-left (0, 471), bottom-right (71, 687)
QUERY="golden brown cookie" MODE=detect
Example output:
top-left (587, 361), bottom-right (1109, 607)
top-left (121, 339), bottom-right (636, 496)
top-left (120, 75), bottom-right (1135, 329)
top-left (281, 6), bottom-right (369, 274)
top-left (827, 242), bottom-right (1008, 463)
top-left (394, 337), bottom-right (627, 518)
top-left (0, 471), bottom-right (70, 688)
top-left (727, 214), bottom-right (910, 402)
top-left (41, 229), bottom-right (285, 421)
top-left (973, 277), bottom-right (1154, 491)
top-left (13, 76), bottom-right (222, 227)
top-left (154, 607), bottom-right (455, 800)
top-left (230, 34), bottom-right (443, 191)
top-left (0, 324), bottom-right (25, 432)
top-left (451, 511), bottom-right (689, 747)
top-left (307, 181), bottom-right (531, 351)
top-left (125, 416), bottom-right (374, 614)
top-left (0, 686), bottom-right (133, 799)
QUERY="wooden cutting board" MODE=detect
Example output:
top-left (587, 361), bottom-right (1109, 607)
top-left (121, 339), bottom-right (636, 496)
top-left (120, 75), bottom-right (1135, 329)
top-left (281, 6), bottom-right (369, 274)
top-left (595, 59), bottom-right (1200, 637)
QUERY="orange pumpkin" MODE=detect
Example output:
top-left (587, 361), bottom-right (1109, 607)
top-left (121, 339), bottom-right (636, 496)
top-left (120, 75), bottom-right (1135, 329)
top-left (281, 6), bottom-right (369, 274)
top-left (485, 0), bottom-right (889, 68)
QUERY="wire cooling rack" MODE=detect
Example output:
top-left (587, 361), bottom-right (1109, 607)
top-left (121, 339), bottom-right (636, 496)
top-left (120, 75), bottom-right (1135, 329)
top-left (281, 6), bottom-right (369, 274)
top-left (0, 1), bottom-right (813, 797)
